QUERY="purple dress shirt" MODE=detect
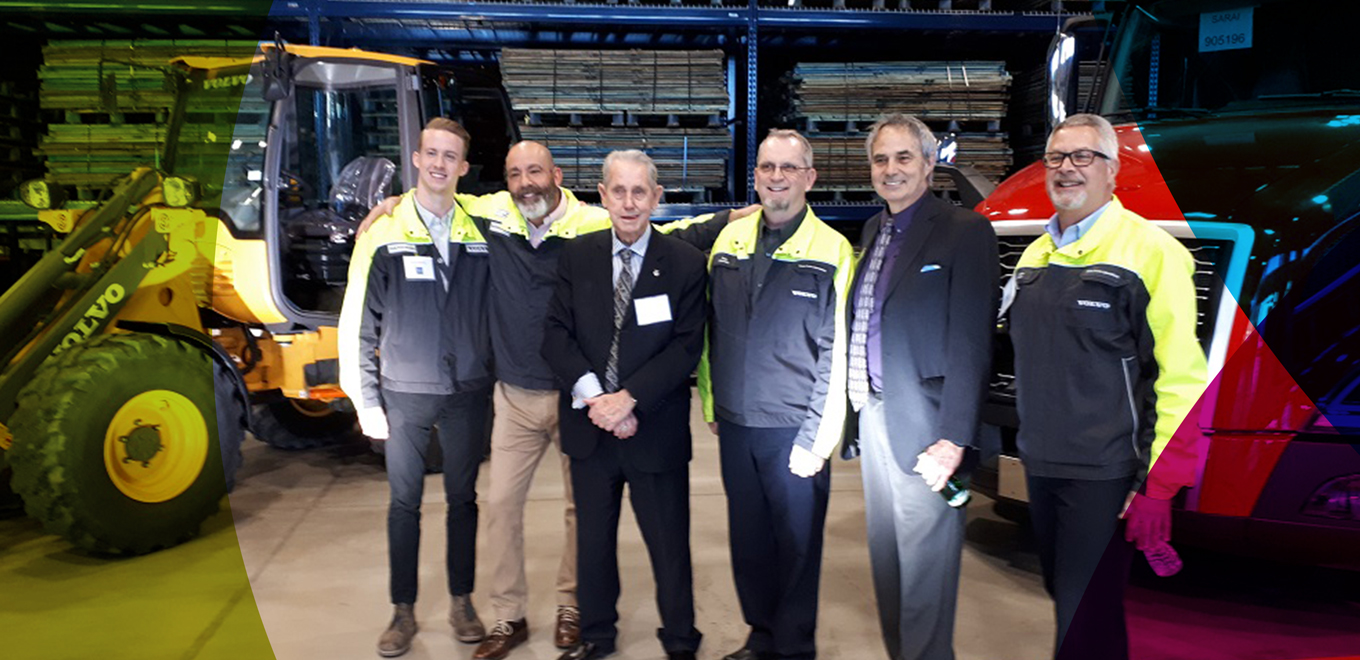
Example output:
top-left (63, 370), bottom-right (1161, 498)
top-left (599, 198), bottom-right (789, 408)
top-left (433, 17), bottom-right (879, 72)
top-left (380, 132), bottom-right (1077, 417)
top-left (856, 196), bottom-right (925, 391)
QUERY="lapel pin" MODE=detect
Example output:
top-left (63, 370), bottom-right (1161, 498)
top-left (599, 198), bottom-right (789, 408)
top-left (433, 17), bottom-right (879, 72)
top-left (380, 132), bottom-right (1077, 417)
top-left (653, 269), bottom-right (661, 277)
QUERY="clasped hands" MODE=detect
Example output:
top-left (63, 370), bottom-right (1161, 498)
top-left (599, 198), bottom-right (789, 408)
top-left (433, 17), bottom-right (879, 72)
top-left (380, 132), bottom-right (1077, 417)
top-left (585, 390), bottom-right (638, 439)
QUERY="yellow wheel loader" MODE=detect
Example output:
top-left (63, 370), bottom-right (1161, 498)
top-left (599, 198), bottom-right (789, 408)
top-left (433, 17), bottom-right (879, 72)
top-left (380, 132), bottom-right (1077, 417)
top-left (0, 43), bottom-right (480, 553)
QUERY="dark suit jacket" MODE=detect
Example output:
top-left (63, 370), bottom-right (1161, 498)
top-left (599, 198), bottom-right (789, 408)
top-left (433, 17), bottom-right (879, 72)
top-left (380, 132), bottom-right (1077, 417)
top-left (542, 228), bottom-right (709, 473)
top-left (845, 193), bottom-right (1000, 473)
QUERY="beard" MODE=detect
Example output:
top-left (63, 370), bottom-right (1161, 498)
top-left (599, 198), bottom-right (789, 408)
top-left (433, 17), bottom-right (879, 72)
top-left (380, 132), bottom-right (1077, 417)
top-left (512, 184), bottom-right (554, 221)
top-left (1049, 180), bottom-right (1088, 211)
top-left (514, 195), bottom-right (550, 221)
top-left (761, 195), bottom-right (792, 214)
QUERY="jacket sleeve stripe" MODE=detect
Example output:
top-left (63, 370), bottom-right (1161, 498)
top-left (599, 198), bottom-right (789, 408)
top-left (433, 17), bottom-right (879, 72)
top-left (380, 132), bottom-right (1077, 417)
top-left (339, 221), bottom-right (388, 414)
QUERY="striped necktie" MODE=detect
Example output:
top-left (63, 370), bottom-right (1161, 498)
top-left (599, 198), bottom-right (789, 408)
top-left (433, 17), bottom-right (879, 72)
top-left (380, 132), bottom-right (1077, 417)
top-left (604, 249), bottom-right (635, 393)
top-left (848, 218), bottom-right (895, 411)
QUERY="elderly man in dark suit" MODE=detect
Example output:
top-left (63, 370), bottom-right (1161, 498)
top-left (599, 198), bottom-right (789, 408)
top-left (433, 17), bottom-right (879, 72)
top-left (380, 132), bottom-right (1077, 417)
top-left (845, 114), bottom-right (999, 660)
top-left (542, 149), bottom-right (709, 660)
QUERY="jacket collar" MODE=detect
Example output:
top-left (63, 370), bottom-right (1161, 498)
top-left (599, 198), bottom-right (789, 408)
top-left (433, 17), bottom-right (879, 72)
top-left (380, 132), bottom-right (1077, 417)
top-left (395, 190), bottom-right (483, 243)
top-left (1048, 195), bottom-right (1126, 260)
top-left (728, 206), bottom-right (824, 260)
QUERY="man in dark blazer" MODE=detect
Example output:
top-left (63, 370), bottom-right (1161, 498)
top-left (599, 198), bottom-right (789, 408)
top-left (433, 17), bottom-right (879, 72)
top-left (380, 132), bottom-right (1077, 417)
top-left (542, 150), bottom-right (708, 660)
top-left (844, 114), bottom-right (999, 660)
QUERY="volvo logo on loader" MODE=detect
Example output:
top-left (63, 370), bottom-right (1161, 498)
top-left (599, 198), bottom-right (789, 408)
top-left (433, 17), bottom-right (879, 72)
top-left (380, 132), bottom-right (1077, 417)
top-left (56, 283), bottom-right (126, 354)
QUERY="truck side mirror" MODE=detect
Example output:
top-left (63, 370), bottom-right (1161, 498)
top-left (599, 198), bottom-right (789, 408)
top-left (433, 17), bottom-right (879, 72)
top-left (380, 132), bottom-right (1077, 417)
top-left (261, 41), bottom-right (295, 102)
top-left (1047, 31), bottom-right (1077, 132)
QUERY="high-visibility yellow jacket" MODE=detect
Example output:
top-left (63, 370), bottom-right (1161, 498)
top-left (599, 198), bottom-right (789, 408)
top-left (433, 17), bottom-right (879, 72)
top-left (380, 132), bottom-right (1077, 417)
top-left (697, 208), bottom-right (856, 460)
top-left (1010, 196), bottom-right (1208, 496)
top-left (338, 191), bottom-right (493, 416)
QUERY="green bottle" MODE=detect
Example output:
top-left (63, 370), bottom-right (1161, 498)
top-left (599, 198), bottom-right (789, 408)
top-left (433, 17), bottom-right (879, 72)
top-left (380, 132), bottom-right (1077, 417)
top-left (940, 477), bottom-right (972, 508)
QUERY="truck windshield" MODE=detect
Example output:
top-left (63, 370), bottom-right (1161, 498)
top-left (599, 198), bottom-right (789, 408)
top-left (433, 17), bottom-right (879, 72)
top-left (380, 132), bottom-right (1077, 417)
top-left (1100, 1), bottom-right (1360, 118)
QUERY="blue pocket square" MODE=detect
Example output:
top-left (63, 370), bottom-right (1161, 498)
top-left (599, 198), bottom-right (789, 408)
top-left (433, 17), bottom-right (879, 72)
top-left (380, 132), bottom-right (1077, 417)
top-left (920, 264), bottom-right (942, 272)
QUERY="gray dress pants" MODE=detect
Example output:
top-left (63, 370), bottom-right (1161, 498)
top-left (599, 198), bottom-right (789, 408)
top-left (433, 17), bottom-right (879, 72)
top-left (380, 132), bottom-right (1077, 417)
top-left (859, 395), bottom-right (965, 660)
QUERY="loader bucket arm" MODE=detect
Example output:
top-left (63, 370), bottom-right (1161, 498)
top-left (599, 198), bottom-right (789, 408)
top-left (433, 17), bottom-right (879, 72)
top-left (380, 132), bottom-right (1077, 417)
top-left (0, 168), bottom-right (163, 421)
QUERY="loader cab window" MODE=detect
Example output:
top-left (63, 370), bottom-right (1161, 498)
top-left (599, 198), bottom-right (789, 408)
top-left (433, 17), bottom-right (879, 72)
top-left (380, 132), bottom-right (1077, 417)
top-left (275, 61), bottom-right (405, 314)
top-left (175, 67), bottom-right (270, 236)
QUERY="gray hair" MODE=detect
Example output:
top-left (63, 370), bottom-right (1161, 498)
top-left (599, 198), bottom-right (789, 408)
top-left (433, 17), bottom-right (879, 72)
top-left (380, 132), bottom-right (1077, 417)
top-left (762, 129), bottom-right (815, 168)
top-left (1048, 113), bottom-right (1119, 161)
top-left (865, 113), bottom-right (939, 167)
top-left (601, 149), bottom-right (659, 187)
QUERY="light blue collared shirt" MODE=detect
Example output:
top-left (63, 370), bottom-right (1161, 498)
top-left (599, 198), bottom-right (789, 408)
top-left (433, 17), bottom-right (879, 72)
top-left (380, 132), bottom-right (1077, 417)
top-left (1045, 201), bottom-right (1111, 249)
top-left (611, 225), bottom-right (652, 287)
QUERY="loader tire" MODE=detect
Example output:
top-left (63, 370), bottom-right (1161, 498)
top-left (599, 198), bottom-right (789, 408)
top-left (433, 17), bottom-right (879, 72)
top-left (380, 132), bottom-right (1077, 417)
top-left (214, 353), bottom-right (247, 493)
top-left (8, 333), bottom-right (230, 555)
top-left (251, 399), bottom-right (358, 450)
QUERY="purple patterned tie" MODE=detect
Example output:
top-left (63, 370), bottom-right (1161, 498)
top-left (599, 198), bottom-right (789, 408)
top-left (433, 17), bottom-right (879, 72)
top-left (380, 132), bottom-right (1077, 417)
top-left (848, 218), bottom-right (894, 411)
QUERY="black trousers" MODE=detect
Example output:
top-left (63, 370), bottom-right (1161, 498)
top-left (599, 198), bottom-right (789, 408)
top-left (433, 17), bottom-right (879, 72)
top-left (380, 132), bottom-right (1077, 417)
top-left (383, 387), bottom-right (491, 605)
top-left (571, 437), bottom-right (702, 655)
top-left (718, 420), bottom-right (829, 660)
top-left (1025, 473), bottom-right (1136, 660)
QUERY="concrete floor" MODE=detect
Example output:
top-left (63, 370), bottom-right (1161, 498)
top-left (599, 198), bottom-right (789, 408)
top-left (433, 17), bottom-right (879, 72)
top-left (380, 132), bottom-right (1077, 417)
top-left (227, 398), bottom-right (1056, 660)
top-left (6, 393), bottom-right (1360, 659)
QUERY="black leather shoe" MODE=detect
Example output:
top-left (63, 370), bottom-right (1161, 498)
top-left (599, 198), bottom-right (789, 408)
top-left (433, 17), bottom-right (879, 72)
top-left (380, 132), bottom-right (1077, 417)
top-left (556, 642), bottom-right (612, 660)
top-left (667, 652), bottom-right (697, 660)
top-left (722, 649), bottom-right (771, 660)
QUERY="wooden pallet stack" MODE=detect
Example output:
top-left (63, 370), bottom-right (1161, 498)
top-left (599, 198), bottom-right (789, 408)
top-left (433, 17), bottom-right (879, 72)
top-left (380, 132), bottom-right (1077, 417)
top-left (788, 61), bottom-right (1013, 198)
top-left (36, 40), bottom-right (259, 198)
top-left (1, 79), bottom-right (42, 199)
top-left (501, 48), bottom-right (730, 199)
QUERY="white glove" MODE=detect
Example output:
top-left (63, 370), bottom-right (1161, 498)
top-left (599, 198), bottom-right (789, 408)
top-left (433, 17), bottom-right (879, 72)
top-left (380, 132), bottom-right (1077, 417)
top-left (357, 407), bottom-right (390, 440)
top-left (788, 445), bottom-right (826, 478)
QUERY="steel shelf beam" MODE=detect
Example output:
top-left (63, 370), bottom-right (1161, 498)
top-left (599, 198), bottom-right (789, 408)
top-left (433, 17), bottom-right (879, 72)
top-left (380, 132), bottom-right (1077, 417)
top-left (271, 1), bottom-right (751, 28)
top-left (271, 1), bottom-right (1079, 33)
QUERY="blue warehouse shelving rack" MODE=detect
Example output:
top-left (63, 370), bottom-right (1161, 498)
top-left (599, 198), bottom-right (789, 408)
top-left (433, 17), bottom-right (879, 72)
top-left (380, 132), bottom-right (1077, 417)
top-left (4, 0), bottom-right (1112, 221)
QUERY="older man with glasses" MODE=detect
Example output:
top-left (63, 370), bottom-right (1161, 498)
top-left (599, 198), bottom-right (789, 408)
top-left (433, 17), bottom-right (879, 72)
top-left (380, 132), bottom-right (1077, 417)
top-left (1006, 113), bottom-right (1207, 660)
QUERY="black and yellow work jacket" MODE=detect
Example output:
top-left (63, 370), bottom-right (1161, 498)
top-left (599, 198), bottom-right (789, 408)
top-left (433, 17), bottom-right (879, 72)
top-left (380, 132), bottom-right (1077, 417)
top-left (1009, 197), bottom-right (1208, 495)
top-left (338, 190), bottom-right (494, 415)
top-left (697, 208), bottom-right (856, 460)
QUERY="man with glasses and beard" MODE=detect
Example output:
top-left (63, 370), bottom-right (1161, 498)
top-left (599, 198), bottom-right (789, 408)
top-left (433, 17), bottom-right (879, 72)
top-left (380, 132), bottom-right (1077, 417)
top-left (1006, 113), bottom-right (1206, 660)
top-left (697, 129), bottom-right (854, 660)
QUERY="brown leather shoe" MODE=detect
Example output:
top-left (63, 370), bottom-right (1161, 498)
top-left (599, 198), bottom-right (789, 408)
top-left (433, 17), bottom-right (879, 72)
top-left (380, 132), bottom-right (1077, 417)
top-left (554, 605), bottom-right (581, 649)
top-left (377, 604), bottom-right (418, 657)
top-left (473, 619), bottom-right (528, 660)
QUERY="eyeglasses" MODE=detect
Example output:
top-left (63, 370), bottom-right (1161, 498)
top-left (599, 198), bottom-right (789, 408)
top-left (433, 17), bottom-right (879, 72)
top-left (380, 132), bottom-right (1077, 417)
top-left (1041, 149), bottom-right (1112, 169)
top-left (755, 163), bottom-right (811, 176)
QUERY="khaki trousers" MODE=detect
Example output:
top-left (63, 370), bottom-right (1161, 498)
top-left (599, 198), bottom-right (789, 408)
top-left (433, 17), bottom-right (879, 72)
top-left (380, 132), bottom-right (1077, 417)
top-left (486, 381), bottom-right (578, 622)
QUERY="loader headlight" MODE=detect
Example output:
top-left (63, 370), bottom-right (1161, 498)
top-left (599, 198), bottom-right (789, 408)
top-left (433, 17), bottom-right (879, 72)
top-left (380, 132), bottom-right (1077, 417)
top-left (19, 179), bottom-right (66, 210)
top-left (163, 176), bottom-right (200, 208)
top-left (1301, 473), bottom-right (1360, 521)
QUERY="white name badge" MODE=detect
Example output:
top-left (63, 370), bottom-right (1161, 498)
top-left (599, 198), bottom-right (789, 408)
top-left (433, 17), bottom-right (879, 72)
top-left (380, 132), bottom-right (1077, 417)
top-left (403, 255), bottom-right (435, 281)
top-left (634, 294), bottom-right (672, 326)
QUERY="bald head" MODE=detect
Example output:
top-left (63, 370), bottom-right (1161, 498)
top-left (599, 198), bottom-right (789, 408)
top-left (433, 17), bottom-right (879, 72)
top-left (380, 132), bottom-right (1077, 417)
top-left (505, 140), bottom-right (564, 223)
top-left (507, 140), bottom-right (556, 169)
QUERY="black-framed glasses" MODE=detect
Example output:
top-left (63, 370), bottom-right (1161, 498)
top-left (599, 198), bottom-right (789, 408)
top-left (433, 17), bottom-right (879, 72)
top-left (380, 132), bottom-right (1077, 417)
top-left (755, 163), bottom-right (811, 176)
top-left (1041, 149), bottom-right (1111, 169)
